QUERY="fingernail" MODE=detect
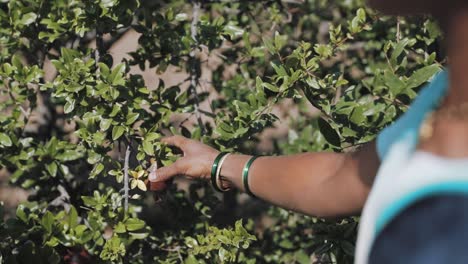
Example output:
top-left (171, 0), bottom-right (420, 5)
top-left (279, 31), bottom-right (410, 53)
top-left (149, 160), bottom-right (158, 182)
top-left (149, 172), bottom-right (158, 182)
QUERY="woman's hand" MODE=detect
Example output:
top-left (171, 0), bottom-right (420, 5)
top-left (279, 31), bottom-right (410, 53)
top-left (148, 135), bottom-right (220, 189)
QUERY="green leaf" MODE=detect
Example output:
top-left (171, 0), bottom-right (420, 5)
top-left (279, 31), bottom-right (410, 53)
top-left (109, 64), bottom-right (126, 86)
top-left (0, 133), bottom-right (12, 147)
top-left (100, 118), bottom-right (112, 131)
top-left (357, 8), bottom-right (366, 21)
top-left (271, 62), bottom-right (287, 77)
top-left (318, 118), bottom-right (341, 147)
top-left (250, 47), bottom-right (265, 58)
top-left (56, 150), bottom-right (83, 161)
top-left (390, 38), bottom-right (409, 66)
top-left (137, 180), bottom-right (147, 191)
top-left (19, 12), bottom-right (37, 26)
top-left (145, 132), bottom-right (160, 141)
top-left (125, 218), bottom-right (145, 231)
top-left (82, 196), bottom-right (97, 207)
top-left (114, 222), bottom-right (126, 233)
top-left (185, 255), bottom-right (198, 264)
top-left (425, 20), bottom-right (441, 40)
top-left (90, 163), bottom-right (105, 178)
top-left (274, 31), bottom-right (287, 50)
top-left (223, 24), bottom-right (244, 39)
top-left (218, 247), bottom-right (227, 262)
top-left (131, 179), bottom-right (138, 189)
top-left (68, 206), bottom-right (78, 229)
top-left (12, 54), bottom-right (22, 69)
top-left (279, 239), bottom-right (294, 249)
top-left (262, 37), bottom-right (276, 54)
top-left (109, 87), bottom-right (120, 100)
top-left (16, 205), bottom-right (28, 223)
top-left (406, 64), bottom-right (441, 89)
top-left (243, 32), bottom-right (252, 51)
top-left (175, 13), bottom-right (188, 21)
top-left (99, 62), bottom-right (110, 77)
top-left (64, 99), bottom-right (76, 114)
top-left (125, 112), bottom-right (140, 125)
top-left (142, 139), bottom-right (154, 156)
top-left (255, 76), bottom-right (263, 91)
top-left (350, 106), bottom-right (365, 125)
top-left (41, 211), bottom-right (54, 233)
top-left (109, 104), bottom-right (121, 117)
top-left (384, 70), bottom-right (406, 96)
top-left (295, 250), bottom-right (311, 264)
top-left (46, 162), bottom-right (58, 177)
top-left (112, 126), bottom-right (125, 141)
top-left (166, 8), bottom-right (174, 20)
top-left (314, 44), bottom-right (333, 58)
top-left (129, 232), bottom-right (149, 240)
top-left (262, 82), bottom-right (279, 92)
top-left (3, 63), bottom-right (13, 75)
top-left (74, 225), bottom-right (87, 237)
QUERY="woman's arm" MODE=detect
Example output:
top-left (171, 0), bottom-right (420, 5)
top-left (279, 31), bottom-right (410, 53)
top-left (150, 136), bottom-right (380, 218)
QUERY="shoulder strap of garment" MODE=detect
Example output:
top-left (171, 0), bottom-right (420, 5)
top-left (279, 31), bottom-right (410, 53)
top-left (376, 70), bottom-right (449, 160)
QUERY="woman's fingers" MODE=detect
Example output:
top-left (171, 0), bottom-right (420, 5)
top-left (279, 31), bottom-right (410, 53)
top-left (149, 159), bottom-right (186, 182)
top-left (161, 135), bottom-right (188, 151)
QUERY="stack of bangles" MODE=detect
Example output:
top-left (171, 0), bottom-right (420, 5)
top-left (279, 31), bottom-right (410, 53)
top-left (210, 152), bottom-right (259, 198)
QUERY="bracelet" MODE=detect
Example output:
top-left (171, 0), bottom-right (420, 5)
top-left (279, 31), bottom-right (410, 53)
top-left (242, 156), bottom-right (260, 198)
top-left (215, 153), bottom-right (232, 192)
top-left (211, 152), bottom-right (228, 192)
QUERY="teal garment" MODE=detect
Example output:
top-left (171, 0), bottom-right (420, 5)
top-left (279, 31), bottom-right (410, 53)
top-left (357, 149), bottom-right (468, 264)
top-left (354, 69), bottom-right (466, 264)
top-left (375, 181), bottom-right (468, 234)
top-left (376, 70), bottom-right (448, 160)
top-left (373, 70), bottom-right (449, 232)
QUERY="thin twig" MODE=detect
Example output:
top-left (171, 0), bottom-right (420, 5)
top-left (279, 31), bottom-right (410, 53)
top-left (2, 78), bottom-right (30, 118)
top-left (9, 91), bottom-right (29, 117)
top-left (124, 136), bottom-right (143, 166)
top-left (396, 17), bottom-right (401, 42)
top-left (95, 33), bottom-right (100, 69)
top-left (123, 145), bottom-right (131, 213)
top-left (189, 1), bottom-right (206, 135)
top-left (178, 112), bottom-right (196, 128)
top-left (159, 246), bottom-right (184, 262)
top-left (94, 17), bottom-right (104, 74)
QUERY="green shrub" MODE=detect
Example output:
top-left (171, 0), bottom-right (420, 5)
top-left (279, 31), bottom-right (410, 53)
top-left (0, 0), bottom-right (443, 263)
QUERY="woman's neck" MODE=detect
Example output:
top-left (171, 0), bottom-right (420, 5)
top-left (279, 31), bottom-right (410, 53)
top-left (441, 9), bottom-right (468, 106)
top-left (418, 9), bottom-right (468, 157)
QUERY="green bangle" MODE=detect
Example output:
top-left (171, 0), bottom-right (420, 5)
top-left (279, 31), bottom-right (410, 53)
top-left (242, 156), bottom-right (260, 198)
top-left (211, 152), bottom-right (228, 192)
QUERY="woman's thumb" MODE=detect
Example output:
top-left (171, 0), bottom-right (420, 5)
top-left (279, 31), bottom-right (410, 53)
top-left (149, 161), bottom-right (182, 182)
